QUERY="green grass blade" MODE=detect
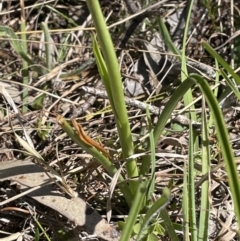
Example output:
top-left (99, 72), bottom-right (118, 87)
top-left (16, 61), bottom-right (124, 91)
top-left (190, 74), bottom-right (240, 235)
top-left (179, 0), bottom-right (199, 155)
top-left (198, 99), bottom-right (210, 240)
top-left (57, 33), bottom-right (71, 62)
top-left (33, 217), bottom-right (51, 241)
top-left (41, 22), bottom-right (52, 70)
top-left (183, 156), bottom-right (189, 240)
top-left (46, 5), bottom-right (78, 27)
top-left (181, 0), bottom-right (195, 79)
top-left (136, 188), bottom-right (171, 241)
top-left (220, 70), bottom-right (240, 101)
top-left (180, 0), bottom-right (197, 137)
top-left (140, 78), bottom-right (196, 175)
top-left (188, 117), bottom-right (197, 241)
top-left (209, 59), bottom-right (219, 127)
top-left (87, 0), bottom-right (138, 195)
top-left (92, 35), bottom-right (112, 100)
top-left (0, 25), bottom-right (34, 64)
top-left (157, 17), bottom-right (181, 58)
top-left (20, 15), bottom-right (29, 113)
top-left (160, 208), bottom-right (179, 241)
top-left (120, 176), bottom-right (149, 241)
top-left (146, 107), bottom-right (156, 201)
top-left (0, 25), bottom-right (44, 74)
top-left (203, 42), bottom-right (240, 85)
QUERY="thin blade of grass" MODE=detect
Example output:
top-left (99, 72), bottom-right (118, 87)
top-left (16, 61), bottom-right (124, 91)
top-left (92, 34), bottom-right (112, 103)
top-left (136, 188), bottom-right (171, 241)
top-left (209, 59), bottom-right (220, 127)
top-left (157, 17), bottom-right (181, 58)
top-left (20, 1), bottom-right (29, 113)
top-left (190, 74), bottom-right (240, 235)
top-left (203, 41), bottom-right (240, 85)
top-left (119, 176), bottom-right (149, 241)
top-left (183, 155), bottom-right (189, 240)
top-left (46, 5), bottom-right (78, 27)
top-left (220, 70), bottom-right (240, 101)
top-left (181, 0), bottom-right (194, 79)
top-left (33, 22), bottom-right (53, 111)
top-left (180, 0), bottom-right (196, 117)
top-left (41, 22), bottom-right (53, 70)
top-left (188, 115), bottom-right (197, 241)
top-left (180, 0), bottom-right (198, 153)
top-left (140, 77), bottom-right (196, 175)
top-left (160, 208), bottom-right (179, 241)
top-left (33, 216), bottom-right (51, 241)
top-left (146, 107), bottom-right (155, 201)
top-left (198, 98), bottom-right (210, 240)
top-left (0, 25), bottom-right (44, 74)
top-left (88, 4), bottom-right (138, 194)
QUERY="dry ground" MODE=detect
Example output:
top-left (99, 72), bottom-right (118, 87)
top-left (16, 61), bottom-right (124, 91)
top-left (0, 0), bottom-right (240, 240)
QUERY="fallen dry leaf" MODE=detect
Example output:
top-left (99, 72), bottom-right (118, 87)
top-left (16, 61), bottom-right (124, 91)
top-left (0, 160), bottom-right (120, 241)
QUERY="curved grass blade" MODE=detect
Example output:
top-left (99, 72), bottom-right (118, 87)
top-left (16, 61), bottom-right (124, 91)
top-left (0, 25), bottom-right (44, 73)
top-left (190, 74), bottom-right (240, 235)
top-left (157, 17), bottom-right (181, 58)
top-left (220, 70), bottom-right (240, 101)
top-left (136, 188), bottom-right (171, 241)
top-left (203, 41), bottom-right (240, 85)
top-left (46, 5), bottom-right (78, 27)
top-left (119, 176), bottom-right (149, 241)
top-left (140, 78), bottom-right (196, 175)
top-left (160, 208), bottom-right (180, 241)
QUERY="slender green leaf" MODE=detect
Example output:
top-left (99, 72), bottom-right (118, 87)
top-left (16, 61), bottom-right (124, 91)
top-left (180, 0), bottom-right (197, 125)
top-left (209, 59), bottom-right (219, 127)
top-left (87, 0), bottom-right (138, 195)
top-left (183, 157), bottom-right (189, 240)
top-left (41, 22), bottom-right (52, 70)
top-left (0, 25), bottom-right (44, 74)
top-left (146, 107), bottom-right (155, 201)
top-left (188, 117), bottom-right (197, 241)
top-left (20, 18), bottom-right (29, 113)
top-left (140, 78), bottom-right (196, 175)
top-left (220, 70), bottom-right (240, 101)
top-left (35, 227), bottom-right (40, 241)
top-left (46, 5), bottom-right (78, 27)
top-left (157, 17), bottom-right (181, 58)
top-left (203, 42), bottom-right (240, 85)
top-left (198, 99), bottom-right (210, 240)
top-left (190, 74), bottom-right (240, 235)
top-left (33, 217), bottom-right (51, 241)
top-left (120, 176), bottom-right (149, 241)
top-left (160, 208), bottom-right (179, 241)
top-left (136, 189), bottom-right (171, 241)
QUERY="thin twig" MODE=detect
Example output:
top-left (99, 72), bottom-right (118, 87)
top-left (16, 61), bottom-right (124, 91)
top-left (81, 86), bottom-right (201, 130)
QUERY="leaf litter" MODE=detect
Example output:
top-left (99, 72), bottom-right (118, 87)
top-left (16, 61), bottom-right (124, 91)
top-left (0, 0), bottom-right (240, 240)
